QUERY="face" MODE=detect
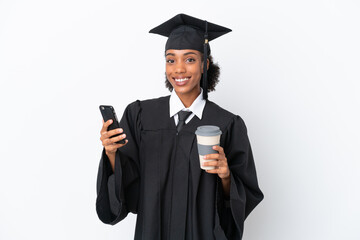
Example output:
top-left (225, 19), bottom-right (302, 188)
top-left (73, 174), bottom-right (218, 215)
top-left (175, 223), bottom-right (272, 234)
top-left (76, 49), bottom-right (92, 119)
top-left (165, 49), bottom-right (203, 98)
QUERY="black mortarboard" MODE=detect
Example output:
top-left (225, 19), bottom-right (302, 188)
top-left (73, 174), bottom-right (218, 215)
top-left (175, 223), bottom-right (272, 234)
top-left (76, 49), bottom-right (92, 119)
top-left (149, 13), bottom-right (231, 100)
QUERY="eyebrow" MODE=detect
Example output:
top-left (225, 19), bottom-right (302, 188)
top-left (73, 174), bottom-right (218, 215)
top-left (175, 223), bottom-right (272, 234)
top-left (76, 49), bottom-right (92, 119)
top-left (183, 52), bottom-right (197, 56)
top-left (165, 51), bottom-right (198, 57)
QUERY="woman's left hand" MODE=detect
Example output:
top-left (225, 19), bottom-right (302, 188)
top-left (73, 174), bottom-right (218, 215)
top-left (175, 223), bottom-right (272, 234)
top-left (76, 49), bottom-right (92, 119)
top-left (203, 145), bottom-right (230, 179)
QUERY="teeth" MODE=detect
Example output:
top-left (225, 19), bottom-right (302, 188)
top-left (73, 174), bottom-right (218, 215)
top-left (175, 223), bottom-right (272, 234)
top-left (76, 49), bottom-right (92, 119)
top-left (175, 78), bottom-right (189, 82)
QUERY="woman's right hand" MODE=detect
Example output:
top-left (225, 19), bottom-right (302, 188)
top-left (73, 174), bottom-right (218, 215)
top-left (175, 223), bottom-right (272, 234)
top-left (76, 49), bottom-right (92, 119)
top-left (100, 119), bottom-right (128, 160)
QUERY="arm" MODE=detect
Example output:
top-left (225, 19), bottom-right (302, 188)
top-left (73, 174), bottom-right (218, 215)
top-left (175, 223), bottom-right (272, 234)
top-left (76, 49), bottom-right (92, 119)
top-left (100, 119), bottom-right (128, 172)
top-left (221, 176), bottom-right (230, 198)
top-left (205, 116), bottom-right (264, 239)
top-left (96, 101), bottom-right (141, 225)
top-left (202, 145), bottom-right (231, 198)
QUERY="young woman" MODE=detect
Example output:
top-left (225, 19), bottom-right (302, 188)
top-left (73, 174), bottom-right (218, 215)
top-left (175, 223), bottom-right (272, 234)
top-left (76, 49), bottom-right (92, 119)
top-left (96, 14), bottom-right (263, 240)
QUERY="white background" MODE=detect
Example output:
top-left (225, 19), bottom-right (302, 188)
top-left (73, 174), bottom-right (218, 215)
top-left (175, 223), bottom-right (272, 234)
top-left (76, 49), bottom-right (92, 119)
top-left (1, 0), bottom-right (359, 239)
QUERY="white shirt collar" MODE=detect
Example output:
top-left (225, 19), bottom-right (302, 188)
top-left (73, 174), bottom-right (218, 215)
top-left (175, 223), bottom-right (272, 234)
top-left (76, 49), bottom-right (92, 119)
top-left (169, 88), bottom-right (206, 121)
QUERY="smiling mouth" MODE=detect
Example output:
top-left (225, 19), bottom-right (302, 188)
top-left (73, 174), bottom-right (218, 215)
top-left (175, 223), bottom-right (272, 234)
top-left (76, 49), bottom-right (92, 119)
top-left (174, 77), bottom-right (190, 82)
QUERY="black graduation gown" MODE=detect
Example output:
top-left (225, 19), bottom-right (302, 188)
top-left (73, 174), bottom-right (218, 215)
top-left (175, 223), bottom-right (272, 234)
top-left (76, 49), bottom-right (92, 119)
top-left (96, 96), bottom-right (264, 240)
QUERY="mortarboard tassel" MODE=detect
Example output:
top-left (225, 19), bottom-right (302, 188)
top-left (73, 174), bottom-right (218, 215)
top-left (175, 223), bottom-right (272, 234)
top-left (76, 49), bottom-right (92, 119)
top-left (203, 21), bottom-right (208, 100)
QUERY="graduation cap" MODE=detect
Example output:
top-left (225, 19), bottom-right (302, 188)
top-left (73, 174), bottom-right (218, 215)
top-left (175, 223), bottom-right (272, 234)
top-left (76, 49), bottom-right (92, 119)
top-left (149, 13), bottom-right (231, 100)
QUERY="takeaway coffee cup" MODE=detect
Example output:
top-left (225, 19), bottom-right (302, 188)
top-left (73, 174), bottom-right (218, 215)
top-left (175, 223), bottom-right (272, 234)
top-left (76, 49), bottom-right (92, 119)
top-left (195, 125), bottom-right (222, 170)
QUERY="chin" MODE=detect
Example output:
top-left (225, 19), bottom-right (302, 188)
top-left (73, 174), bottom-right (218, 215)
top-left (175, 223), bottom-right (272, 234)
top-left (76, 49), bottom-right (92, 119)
top-left (175, 86), bottom-right (199, 95)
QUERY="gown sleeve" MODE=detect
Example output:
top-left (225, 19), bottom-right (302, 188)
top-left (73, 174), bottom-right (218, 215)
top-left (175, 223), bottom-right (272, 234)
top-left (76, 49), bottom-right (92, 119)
top-left (96, 100), bottom-right (142, 225)
top-left (217, 115), bottom-right (264, 239)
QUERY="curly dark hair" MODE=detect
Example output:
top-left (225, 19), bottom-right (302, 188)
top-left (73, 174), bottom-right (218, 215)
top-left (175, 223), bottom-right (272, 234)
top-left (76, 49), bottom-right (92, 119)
top-left (164, 55), bottom-right (220, 92)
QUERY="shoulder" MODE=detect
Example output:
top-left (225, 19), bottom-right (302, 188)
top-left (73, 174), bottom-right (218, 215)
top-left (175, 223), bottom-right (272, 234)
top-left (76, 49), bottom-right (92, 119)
top-left (205, 100), bottom-right (245, 123)
top-left (124, 96), bottom-right (170, 129)
top-left (205, 100), bottom-right (247, 132)
top-left (205, 100), bottom-right (236, 119)
top-left (139, 95), bottom-right (170, 108)
top-left (126, 95), bottom-right (170, 112)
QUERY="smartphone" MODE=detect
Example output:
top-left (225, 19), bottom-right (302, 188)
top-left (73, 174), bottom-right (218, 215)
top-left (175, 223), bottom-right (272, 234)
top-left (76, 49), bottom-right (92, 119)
top-left (99, 105), bottom-right (126, 144)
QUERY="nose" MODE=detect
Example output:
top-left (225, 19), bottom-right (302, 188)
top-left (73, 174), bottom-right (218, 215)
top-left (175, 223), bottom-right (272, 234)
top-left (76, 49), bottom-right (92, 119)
top-left (175, 61), bottom-right (186, 73)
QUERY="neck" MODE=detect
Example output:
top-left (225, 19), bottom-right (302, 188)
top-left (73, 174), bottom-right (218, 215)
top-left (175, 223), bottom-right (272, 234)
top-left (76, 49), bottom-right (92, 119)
top-left (176, 87), bottom-right (201, 108)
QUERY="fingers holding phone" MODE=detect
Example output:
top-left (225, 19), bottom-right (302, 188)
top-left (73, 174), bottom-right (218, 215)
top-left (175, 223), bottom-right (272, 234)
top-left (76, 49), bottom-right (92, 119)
top-left (99, 105), bottom-right (128, 157)
top-left (100, 119), bottom-right (128, 155)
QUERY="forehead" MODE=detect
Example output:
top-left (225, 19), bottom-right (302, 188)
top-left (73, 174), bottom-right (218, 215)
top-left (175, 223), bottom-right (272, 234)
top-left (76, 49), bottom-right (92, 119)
top-left (165, 49), bottom-right (202, 56)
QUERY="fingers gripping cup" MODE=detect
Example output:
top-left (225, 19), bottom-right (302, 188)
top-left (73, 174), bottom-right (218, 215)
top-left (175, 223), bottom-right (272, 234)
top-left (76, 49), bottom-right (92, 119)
top-left (195, 125), bottom-right (222, 170)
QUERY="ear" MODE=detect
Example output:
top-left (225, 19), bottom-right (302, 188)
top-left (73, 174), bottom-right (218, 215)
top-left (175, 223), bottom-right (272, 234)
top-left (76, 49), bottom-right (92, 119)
top-left (201, 59), bottom-right (210, 73)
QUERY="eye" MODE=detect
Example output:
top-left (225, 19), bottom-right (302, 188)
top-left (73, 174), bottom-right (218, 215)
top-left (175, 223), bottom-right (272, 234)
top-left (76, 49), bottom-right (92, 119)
top-left (166, 59), bottom-right (175, 64)
top-left (186, 58), bottom-right (195, 63)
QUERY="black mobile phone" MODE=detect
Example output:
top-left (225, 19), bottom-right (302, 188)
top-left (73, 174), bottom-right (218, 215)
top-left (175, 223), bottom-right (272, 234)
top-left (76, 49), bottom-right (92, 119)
top-left (99, 105), bottom-right (126, 144)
